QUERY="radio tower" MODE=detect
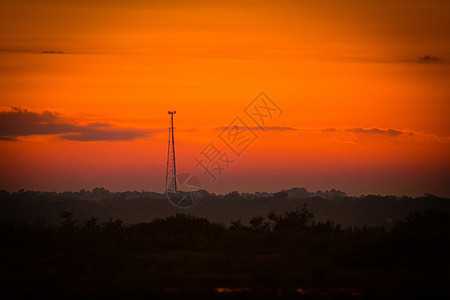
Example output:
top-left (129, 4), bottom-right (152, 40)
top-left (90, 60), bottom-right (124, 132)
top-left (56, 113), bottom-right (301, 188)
top-left (165, 111), bottom-right (177, 192)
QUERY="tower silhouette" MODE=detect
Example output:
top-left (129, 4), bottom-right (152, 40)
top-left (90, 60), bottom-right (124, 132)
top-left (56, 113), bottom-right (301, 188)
top-left (165, 111), bottom-right (177, 192)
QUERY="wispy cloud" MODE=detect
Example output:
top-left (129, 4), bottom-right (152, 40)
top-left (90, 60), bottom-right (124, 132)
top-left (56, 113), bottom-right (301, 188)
top-left (291, 126), bottom-right (449, 144)
top-left (0, 49), bottom-right (67, 54)
top-left (0, 48), bottom-right (103, 55)
top-left (214, 126), bottom-right (296, 131)
top-left (321, 127), bottom-right (449, 144)
top-left (342, 54), bottom-right (447, 64)
top-left (0, 107), bottom-right (159, 142)
top-left (214, 125), bottom-right (450, 143)
top-left (418, 54), bottom-right (443, 63)
top-left (40, 50), bottom-right (66, 54)
top-left (346, 127), bottom-right (407, 136)
top-left (60, 129), bottom-right (148, 142)
top-left (0, 136), bottom-right (18, 141)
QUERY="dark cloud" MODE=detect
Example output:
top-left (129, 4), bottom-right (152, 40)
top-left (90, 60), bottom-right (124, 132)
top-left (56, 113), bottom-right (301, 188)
top-left (0, 107), bottom-right (155, 142)
top-left (40, 50), bottom-right (66, 54)
top-left (346, 127), bottom-right (405, 136)
top-left (61, 129), bottom-right (148, 142)
top-left (215, 126), bottom-right (296, 131)
top-left (0, 136), bottom-right (17, 141)
top-left (259, 126), bottom-right (296, 131)
top-left (86, 122), bottom-right (111, 128)
top-left (419, 55), bottom-right (443, 63)
top-left (0, 48), bottom-right (33, 54)
top-left (0, 48), bottom-right (99, 55)
top-left (342, 54), bottom-right (447, 64)
top-left (322, 128), bottom-right (337, 132)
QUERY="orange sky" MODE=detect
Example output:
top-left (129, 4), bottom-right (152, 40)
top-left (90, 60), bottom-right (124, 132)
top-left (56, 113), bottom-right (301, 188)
top-left (0, 0), bottom-right (449, 196)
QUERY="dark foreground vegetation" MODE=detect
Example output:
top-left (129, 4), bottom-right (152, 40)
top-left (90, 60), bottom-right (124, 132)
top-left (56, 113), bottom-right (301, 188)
top-left (1, 206), bottom-right (449, 298)
top-left (1, 188), bottom-right (450, 227)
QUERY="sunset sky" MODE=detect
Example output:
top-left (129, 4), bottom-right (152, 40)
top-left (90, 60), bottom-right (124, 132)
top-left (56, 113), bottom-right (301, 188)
top-left (0, 0), bottom-right (449, 196)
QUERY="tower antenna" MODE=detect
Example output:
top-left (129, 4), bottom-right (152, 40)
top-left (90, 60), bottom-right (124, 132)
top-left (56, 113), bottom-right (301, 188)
top-left (165, 111), bottom-right (177, 192)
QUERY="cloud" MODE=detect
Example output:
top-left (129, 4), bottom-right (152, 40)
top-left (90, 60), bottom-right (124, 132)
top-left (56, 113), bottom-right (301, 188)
top-left (0, 48), bottom-right (103, 55)
top-left (0, 107), bottom-right (156, 142)
top-left (86, 122), bottom-right (111, 128)
top-left (322, 128), bottom-right (337, 132)
top-left (61, 131), bottom-right (145, 142)
top-left (342, 54), bottom-right (447, 65)
top-left (259, 126), bottom-right (296, 131)
top-left (318, 127), bottom-right (449, 144)
top-left (419, 54), bottom-right (443, 63)
top-left (0, 136), bottom-right (17, 141)
top-left (40, 50), bottom-right (66, 54)
top-left (215, 125), bottom-right (296, 131)
top-left (213, 125), bottom-right (449, 144)
top-left (346, 127), bottom-right (406, 136)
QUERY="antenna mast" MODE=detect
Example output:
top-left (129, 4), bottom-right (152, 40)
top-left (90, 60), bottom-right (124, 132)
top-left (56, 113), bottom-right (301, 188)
top-left (165, 111), bottom-right (177, 192)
